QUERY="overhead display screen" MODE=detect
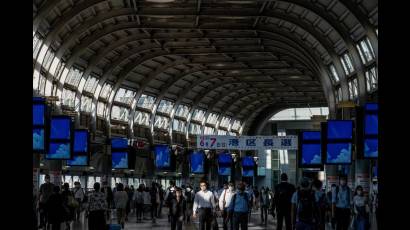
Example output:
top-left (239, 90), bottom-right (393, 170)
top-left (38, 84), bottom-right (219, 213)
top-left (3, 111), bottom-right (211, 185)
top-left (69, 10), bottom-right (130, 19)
top-left (33, 104), bottom-right (45, 126)
top-left (326, 143), bottom-right (352, 164)
top-left (302, 131), bottom-right (321, 141)
top-left (112, 152), bottom-right (128, 169)
top-left (301, 144), bottom-right (322, 165)
top-left (154, 145), bottom-right (171, 169)
top-left (74, 130), bottom-right (88, 153)
top-left (111, 138), bottom-right (128, 149)
top-left (364, 138), bottom-right (378, 158)
top-left (47, 142), bottom-right (71, 159)
top-left (242, 169), bottom-right (254, 177)
top-left (218, 153), bottom-right (232, 164)
top-left (365, 103), bottom-right (378, 111)
top-left (365, 114), bottom-right (378, 135)
top-left (327, 120), bottom-right (353, 139)
top-left (50, 117), bottom-right (71, 140)
top-left (242, 156), bottom-right (255, 167)
top-left (190, 152), bottom-right (205, 174)
top-left (218, 167), bottom-right (231, 176)
top-left (33, 128), bottom-right (45, 151)
top-left (67, 155), bottom-right (88, 166)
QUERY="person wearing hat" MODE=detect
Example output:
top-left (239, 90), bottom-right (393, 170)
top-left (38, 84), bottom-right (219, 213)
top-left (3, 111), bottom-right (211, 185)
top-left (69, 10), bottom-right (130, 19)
top-left (331, 175), bottom-right (352, 230)
top-left (272, 173), bottom-right (296, 230)
top-left (170, 187), bottom-right (186, 230)
top-left (38, 174), bottom-right (55, 229)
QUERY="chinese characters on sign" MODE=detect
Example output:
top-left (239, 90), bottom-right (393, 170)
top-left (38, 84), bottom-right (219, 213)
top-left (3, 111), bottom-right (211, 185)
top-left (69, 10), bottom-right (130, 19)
top-left (196, 135), bottom-right (298, 150)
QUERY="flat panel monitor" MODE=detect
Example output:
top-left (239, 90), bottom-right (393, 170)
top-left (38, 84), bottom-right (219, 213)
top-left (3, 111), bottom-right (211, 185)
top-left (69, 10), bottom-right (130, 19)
top-left (326, 143), bottom-right (352, 164)
top-left (190, 152), bottom-right (205, 174)
top-left (67, 155), bottom-right (89, 166)
top-left (50, 116), bottom-right (71, 140)
top-left (111, 138), bottom-right (128, 149)
top-left (242, 156), bottom-right (255, 167)
top-left (327, 120), bottom-right (353, 140)
top-left (154, 145), bottom-right (171, 169)
top-left (364, 138), bottom-right (378, 158)
top-left (365, 103), bottom-right (378, 111)
top-left (112, 152), bottom-right (129, 169)
top-left (218, 167), bottom-right (231, 176)
top-left (365, 114), bottom-right (378, 135)
top-left (218, 153), bottom-right (232, 164)
top-left (33, 128), bottom-right (45, 151)
top-left (33, 103), bottom-right (45, 126)
top-left (302, 131), bottom-right (321, 141)
top-left (301, 143), bottom-right (322, 165)
top-left (47, 142), bottom-right (71, 159)
top-left (74, 130), bottom-right (88, 153)
top-left (242, 169), bottom-right (254, 177)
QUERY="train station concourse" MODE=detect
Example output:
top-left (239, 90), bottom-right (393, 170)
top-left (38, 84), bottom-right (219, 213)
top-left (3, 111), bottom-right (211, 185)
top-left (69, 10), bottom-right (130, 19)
top-left (33, 0), bottom-right (378, 230)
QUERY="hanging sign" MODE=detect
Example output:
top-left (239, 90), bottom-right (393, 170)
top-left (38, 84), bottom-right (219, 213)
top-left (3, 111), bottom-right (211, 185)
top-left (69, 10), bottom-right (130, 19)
top-left (196, 135), bottom-right (298, 150)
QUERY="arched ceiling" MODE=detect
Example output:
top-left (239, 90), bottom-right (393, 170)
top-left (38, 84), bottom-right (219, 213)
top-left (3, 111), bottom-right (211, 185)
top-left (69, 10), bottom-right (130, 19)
top-left (33, 0), bottom-right (378, 134)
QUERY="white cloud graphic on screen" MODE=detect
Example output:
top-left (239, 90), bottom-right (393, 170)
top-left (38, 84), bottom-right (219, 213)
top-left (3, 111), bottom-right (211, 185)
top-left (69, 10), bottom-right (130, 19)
top-left (365, 142), bottom-right (378, 157)
top-left (113, 155), bottom-right (128, 168)
top-left (310, 155), bottom-right (322, 164)
top-left (49, 143), bottom-right (70, 158)
top-left (33, 130), bottom-right (44, 150)
top-left (70, 157), bottom-right (87, 165)
top-left (329, 145), bottom-right (351, 163)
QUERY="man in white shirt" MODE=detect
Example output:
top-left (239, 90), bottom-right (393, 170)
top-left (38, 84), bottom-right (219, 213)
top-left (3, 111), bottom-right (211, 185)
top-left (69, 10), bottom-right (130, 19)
top-left (219, 182), bottom-right (235, 230)
top-left (193, 181), bottom-right (216, 230)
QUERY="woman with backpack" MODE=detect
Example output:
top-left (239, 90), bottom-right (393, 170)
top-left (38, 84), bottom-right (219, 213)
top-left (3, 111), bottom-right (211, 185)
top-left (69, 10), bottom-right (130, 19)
top-left (291, 177), bottom-right (317, 230)
top-left (353, 186), bottom-right (370, 230)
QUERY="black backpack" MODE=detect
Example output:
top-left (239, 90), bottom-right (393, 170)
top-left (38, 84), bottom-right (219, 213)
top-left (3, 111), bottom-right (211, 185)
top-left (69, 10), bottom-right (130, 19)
top-left (296, 190), bottom-right (316, 223)
top-left (275, 184), bottom-right (292, 210)
top-left (185, 191), bottom-right (193, 203)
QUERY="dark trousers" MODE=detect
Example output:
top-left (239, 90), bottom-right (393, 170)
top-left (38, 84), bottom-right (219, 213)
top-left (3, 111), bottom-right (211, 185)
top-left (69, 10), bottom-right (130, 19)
top-left (50, 222), bottom-right (61, 230)
top-left (151, 203), bottom-right (158, 219)
top-left (198, 208), bottom-right (213, 230)
top-left (233, 212), bottom-right (248, 230)
top-left (39, 202), bottom-right (48, 227)
top-left (260, 205), bottom-right (268, 223)
top-left (276, 210), bottom-right (292, 230)
top-left (222, 208), bottom-right (233, 230)
top-left (171, 216), bottom-right (183, 230)
top-left (335, 208), bottom-right (351, 230)
top-left (136, 203), bottom-right (143, 221)
top-left (88, 210), bottom-right (106, 230)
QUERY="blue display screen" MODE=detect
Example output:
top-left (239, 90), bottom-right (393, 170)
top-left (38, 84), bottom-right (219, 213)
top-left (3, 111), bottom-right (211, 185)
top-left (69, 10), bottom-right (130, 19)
top-left (242, 156), bottom-right (254, 167)
top-left (33, 128), bottom-right (45, 151)
top-left (50, 117), bottom-right (71, 140)
top-left (326, 143), bottom-right (352, 164)
top-left (112, 152), bottom-right (128, 169)
top-left (218, 167), bottom-right (231, 176)
top-left (190, 152), bottom-right (205, 174)
top-left (111, 138), bottom-right (128, 149)
top-left (258, 167), bottom-right (266, 176)
top-left (74, 130), bottom-right (88, 153)
top-left (242, 169), bottom-right (254, 177)
top-left (365, 114), bottom-right (378, 135)
top-left (33, 104), bottom-right (45, 126)
top-left (364, 138), bottom-right (378, 158)
top-left (302, 131), bottom-right (321, 141)
top-left (47, 142), bottom-right (71, 159)
top-left (218, 153), bottom-right (232, 164)
top-left (155, 145), bottom-right (171, 169)
top-left (301, 144), bottom-right (322, 165)
top-left (67, 156), bottom-right (88, 166)
top-left (327, 121), bottom-right (353, 139)
top-left (365, 103), bottom-right (378, 111)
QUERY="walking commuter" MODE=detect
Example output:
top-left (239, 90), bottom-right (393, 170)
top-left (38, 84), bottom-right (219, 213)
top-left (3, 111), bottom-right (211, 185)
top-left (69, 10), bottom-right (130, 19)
top-left (170, 187), bottom-right (187, 230)
top-left (133, 184), bottom-right (145, 223)
top-left (253, 186), bottom-right (260, 211)
top-left (87, 182), bottom-right (108, 230)
top-left (165, 181), bottom-right (177, 222)
top-left (219, 182), bottom-right (235, 230)
top-left (185, 185), bottom-right (195, 223)
top-left (260, 187), bottom-right (271, 225)
top-left (193, 180), bottom-right (217, 230)
top-left (332, 175), bottom-right (352, 230)
top-left (102, 182), bottom-right (113, 221)
top-left (150, 182), bottom-right (161, 222)
top-left (33, 184), bottom-right (38, 230)
top-left (312, 179), bottom-right (327, 230)
top-left (244, 184), bottom-right (255, 221)
top-left (124, 185), bottom-right (131, 221)
top-left (143, 186), bottom-right (152, 220)
top-left (228, 182), bottom-right (250, 230)
top-left (73, 182), bottom-right (85, 221)
top-left (61, 183), bottom-right (75, 230)
top-left (353, 186), bottom-right (370, 230)
top-left (158, 184), bottom-right (165, 218)
top-left (114, 183), bottom-right (128, 229)
top-left (47, 186), bottom-right (65, 230)
top-left (38, 174), bottom-right (54, 229)
top-left (290, 177), bottom-right (318, 230)
top-left (273, 173), bottom-right (296, 230)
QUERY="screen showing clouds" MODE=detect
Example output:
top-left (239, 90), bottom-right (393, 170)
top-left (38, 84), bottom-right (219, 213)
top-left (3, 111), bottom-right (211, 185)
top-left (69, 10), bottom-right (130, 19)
top-left (33, 128), bottom-right (44, 151)
top-left (112, 152), bottom-right (128, 169)
top-left (242, 169), bottom-right (254, 177)
top-left (218, 153), bottom-right (232, 164)
top-left (242, 156), bottom-right (254, 167)
top-left (364, 138), bottom-right (378, 158)
top-left (155, 145), bottom-right (171, 169)
top-left (190, 152), bottom-right (205, 173)
top-left (218, 167), bottom-right (231, 176)
top-left (327, 121), bottom-right (352, 139)
top-left (50, 117), bottom-right (71, 140)
top-left (33, 104), bottom-right (45, 126)
top-left (326, 143), bottom-right (352, 164)
top-left (47, 142), bottom-right (71, 159)
top-left (301, 144), bottom-right (321, 165)
top-left (67, 156), bottom-right (88, 166)
top-left (74, 130), bottom-right (88, 153)
top-left (111, 138), bottom-right (128, 149)
top-left (365, 114), bottom-right (378, 135)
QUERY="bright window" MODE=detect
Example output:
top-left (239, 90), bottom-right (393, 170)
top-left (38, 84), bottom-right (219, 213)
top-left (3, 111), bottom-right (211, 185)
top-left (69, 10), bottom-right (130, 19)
top-left (97, 101), bottom-right (106, 117)
top-left (111, 105), bottom-right (129, 122)
top-left (33, 34), bottom-right (42, 58)
top-left (189, 123), bottom-right (202, 135)
top-left (204, 126), bottom-right (215, 135)
top-left (359, 38), bottom-right (375, 63)
top-left (206, 113), bottom-right (219, 125)
top-left (65, 67), bottom-right (83, 87)
top-left (114, 88), bottom-right (136, 105)
top-left (134, 110), bottom-right (151, 126)
top-left (173, 119), bottom-right (186, 133)
top-left (365, 67), bottom-right (378, 92)
top-left (175, 104), bottom-right (190, 118)
top-left (270, 107), bottom-right (329, 120)
top-left (137, 94), bottom-right (156, 110)
top-left (157, 99), bottom-right (174, 115)
top-left (335, 87), bottom-right (342, 103)
top-left (348, 78), bottom-right (359, 100)
top-left (329, 64), bottom-right (340, 82)
top-left (99, 83), bottom-right (113, 99)
top-left (83, 76), bottom-right (99, 93)
top-left (219, 116), bottom-right (231, 128)
top-left (80, 96), bottom-right (93, 113)
top-left (217, 129), bottom-right (227, 135)
top-left (62, 88), bottom-right (76, 108)
top-left (231, 120), bottom-right (241, 131)
top-left (43, 49), bottom-right (55, 71)
top-left (340, 53), bottom-right (355, 75)
top-left (191, 109), bottom-right (206, 122)
top-left (154, 115), bottom-right (170, 129)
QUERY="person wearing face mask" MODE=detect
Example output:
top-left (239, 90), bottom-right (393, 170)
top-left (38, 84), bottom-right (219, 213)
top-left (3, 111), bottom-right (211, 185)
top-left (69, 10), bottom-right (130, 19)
top-left (353, 186), bottom-right (370, 230)
top-left (228, 182), bottom-right (250, 230)
top-left (38, 174), bottom-right (55, 229)
top-left (332, 175), bottom-right (352, 230)
top-left (219, 182), bottom-right (235, 230)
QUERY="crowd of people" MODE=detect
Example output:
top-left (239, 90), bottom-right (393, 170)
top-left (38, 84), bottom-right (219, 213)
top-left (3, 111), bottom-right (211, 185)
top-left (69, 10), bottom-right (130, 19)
top-left (33, 173), bottom-right (378, 230)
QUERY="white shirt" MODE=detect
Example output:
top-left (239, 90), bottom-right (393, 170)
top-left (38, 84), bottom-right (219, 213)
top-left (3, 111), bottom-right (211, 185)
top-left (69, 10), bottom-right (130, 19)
top-left (193, 190), bottom-right (216, 213)
top-left (73, 187), bottom-right (84, 200)
top-left (219, 189), bottom-right (235, 210)
top-left (143, 191), bottom-right (151, 205)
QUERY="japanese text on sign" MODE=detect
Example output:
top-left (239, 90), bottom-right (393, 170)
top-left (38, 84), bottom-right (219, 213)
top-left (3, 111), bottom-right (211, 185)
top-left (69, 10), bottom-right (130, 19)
top-left (197, 135), bottom-right (298, 150)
